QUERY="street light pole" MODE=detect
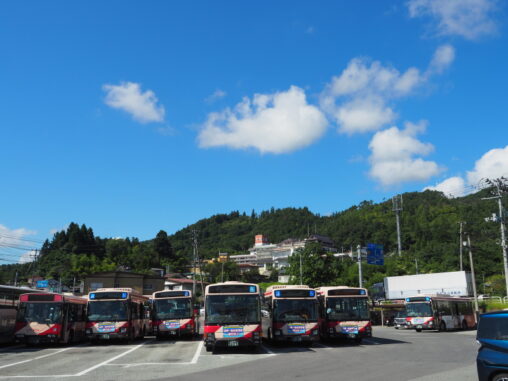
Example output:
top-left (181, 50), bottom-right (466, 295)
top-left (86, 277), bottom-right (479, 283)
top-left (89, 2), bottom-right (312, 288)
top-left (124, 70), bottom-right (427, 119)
top-left (357, 245), bottom-right (363, 288)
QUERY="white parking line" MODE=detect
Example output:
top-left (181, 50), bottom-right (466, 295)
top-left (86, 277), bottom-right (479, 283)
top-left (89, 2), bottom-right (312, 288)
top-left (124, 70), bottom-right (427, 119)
top-left (0, 376), bottom-right (75, 379)
top-left (74, 341), bottom-right (149, 376)
top-left (0, 348), bottom-right (71, 370)
top-left (190, 341), bottom-right (204, 364)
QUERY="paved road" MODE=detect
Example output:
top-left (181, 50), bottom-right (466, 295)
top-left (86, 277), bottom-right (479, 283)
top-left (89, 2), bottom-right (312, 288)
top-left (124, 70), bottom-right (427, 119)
top-left (0, 327), bottom-right (478, 380)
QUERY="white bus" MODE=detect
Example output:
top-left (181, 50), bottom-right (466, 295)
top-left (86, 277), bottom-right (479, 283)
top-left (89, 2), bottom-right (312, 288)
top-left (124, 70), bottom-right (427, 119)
top-left (203, 281), bottom-right (261, 352)
top-left (316, 286), bottom-right (371, 343)
top-left (262, 285), bottom-right (319, 346)
top-left (405, 295), bottom-right (475, 332)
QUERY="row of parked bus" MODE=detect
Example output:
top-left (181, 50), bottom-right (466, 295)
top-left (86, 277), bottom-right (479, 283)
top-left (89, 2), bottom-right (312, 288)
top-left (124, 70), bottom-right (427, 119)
top-left (203, 282), bottom-right (372, 351)
top-left (3, 281), bottom-right (475, 350)
top-left (6, 282), bottom-right (371, 348)
top-left (12, 288), bottom-right (197, 345)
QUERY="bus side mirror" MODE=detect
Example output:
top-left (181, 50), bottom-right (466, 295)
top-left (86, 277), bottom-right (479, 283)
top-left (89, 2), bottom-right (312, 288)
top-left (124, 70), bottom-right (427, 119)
top-left (261, 309), bottom-right (270, 318)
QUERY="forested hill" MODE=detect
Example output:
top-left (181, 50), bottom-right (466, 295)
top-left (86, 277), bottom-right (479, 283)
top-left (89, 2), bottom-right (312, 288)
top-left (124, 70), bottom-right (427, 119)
top-left (1, 189), bottom-right (507, 290)
top-left (172, 188), bottom-right (506, 277)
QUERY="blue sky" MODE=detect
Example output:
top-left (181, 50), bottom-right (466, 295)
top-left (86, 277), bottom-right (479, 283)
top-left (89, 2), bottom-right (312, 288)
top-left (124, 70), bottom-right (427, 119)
top-left (1, 0), bottom-right (507, 263)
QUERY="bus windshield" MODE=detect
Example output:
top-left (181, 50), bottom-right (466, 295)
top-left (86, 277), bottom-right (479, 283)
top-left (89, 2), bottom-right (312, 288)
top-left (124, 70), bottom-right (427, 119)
top-left (326, 297), bottom-right (369, 321)
top-left (274, 299), bottom-right (318, 322)
top-left (154, 299), bottom-right (191, 319)
top-left (205, 295), bottom-right (260, 324)
top-left (406, 303), bottom-right (433, 317)
top-left (87, 301), bottom-right (128, 321)
top-left (17, 302), bottom-right (62, 324)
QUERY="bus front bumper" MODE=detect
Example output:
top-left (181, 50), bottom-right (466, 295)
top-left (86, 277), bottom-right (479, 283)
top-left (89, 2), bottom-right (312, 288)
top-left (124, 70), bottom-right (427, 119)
top-left (273, 334), bottom-right (319, 343)
top-left (86, 332), bottom-right (130, 340)
top-left (205, 333), bottom-right (261, 348)
top-left (325, 327), bottom-right (372, 340)
top-left (155, 327), bottom-right (194, 338)
top-left (16, 334), bottom-right (59, 344)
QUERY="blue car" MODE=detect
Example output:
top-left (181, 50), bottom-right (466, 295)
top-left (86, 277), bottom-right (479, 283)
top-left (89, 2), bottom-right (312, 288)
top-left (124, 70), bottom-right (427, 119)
top-left (477, 311), bottom-right (508, 381)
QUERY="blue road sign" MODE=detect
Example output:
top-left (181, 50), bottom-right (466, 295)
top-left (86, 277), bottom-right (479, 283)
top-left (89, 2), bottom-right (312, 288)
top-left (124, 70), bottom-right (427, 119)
top-left (36, 280), bottom-right (48, 288)
top-left (367, 243), bottom-right (384, 265)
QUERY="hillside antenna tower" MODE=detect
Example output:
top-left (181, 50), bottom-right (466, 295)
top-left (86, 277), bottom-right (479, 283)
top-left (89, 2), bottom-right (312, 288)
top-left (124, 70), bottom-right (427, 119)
top-left (392, 195), bottom-right (403, 256)
top-left (482, 177), bottom-right (508, 298)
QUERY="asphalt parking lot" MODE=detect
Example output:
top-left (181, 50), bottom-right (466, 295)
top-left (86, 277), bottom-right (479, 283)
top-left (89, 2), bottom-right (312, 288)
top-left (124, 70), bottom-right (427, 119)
top-left (0, 327), bottom-right (478, 381)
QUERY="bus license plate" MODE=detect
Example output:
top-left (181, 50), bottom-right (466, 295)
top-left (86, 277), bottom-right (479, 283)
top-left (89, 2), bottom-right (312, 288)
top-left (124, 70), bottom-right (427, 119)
top-left (348, 333), bottom-right (356, 339)
top-left (228, 340), bottom-right (239, 347)
top-left (101, 334), bottom-right (110, 339)
top-left (291, 336), bottom-right (302, 342)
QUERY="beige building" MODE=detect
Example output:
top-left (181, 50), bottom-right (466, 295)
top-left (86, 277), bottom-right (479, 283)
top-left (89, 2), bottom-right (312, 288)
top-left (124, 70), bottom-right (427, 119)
top-left (83, 271), bottom-right (164, 295)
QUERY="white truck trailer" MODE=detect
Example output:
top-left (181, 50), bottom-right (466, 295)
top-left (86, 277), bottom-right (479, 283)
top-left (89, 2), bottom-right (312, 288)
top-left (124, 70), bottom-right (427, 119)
top-left (383, 271), bottom-right (472, 300)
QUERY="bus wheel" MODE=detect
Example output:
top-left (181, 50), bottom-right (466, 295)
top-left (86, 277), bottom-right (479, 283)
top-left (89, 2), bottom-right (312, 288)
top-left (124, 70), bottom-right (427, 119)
top-left (205, 344), bottom-right (213, 352)
top-left (439, 322), bottom-right (446, 332)
top-left (462, 320), bottom-right (468, 330)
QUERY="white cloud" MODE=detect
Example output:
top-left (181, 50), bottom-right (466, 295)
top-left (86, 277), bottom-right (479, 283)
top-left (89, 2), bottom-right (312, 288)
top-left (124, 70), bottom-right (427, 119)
top-left (205, 89), bottom-right (227, 103)
top-left (408, 0), bottom-right (498, 40)
top-left (103, 82), bottom-right (165, 123)
top-left (198, 86), bottom-right (328, 154)
top-left (422, 145), bottom-right (508, 197)
top-left (428, 44), bottom-right (456, 74)
top-left (368, 121), bottom-right (444, 186)
top-left (334, 96), bottom-right (397, 135)
top-left (321, 45), bottom-right (454, 134)
top-left (424, 176), bottom-right (467, 197)
top-left (0, 224), bottom-right (36, 248)
top-left (18, 250), bottom-right (37, 264)
top-left (467, 145), bottom-right (508, 185)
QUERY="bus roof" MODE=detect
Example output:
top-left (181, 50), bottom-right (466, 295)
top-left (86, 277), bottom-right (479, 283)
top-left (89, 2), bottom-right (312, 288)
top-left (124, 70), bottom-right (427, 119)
top-left (88, 288), bottom-right (148, 301)
top-left (265, 285), bottom-right (310, 293)
top-left (205, 281), bottom-right (259, 294)
top-left (315, 286), bottom-right (368, 297)
top-left (151, 290), bottom-right (192, 299)
top-left (405, 294), bottom-right (473, 302)
top-left (20, 292), bottom-right (87, 304)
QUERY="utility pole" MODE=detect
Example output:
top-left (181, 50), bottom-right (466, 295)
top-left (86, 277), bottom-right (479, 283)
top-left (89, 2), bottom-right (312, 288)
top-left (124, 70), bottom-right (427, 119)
top-left (357, 245), bottom-right (363, 288)
top-left (466, 235), bottom-right (479, 316)
top-left (392, 195), bottom-right (403, 256)
top-left (14, 271), bottom-right (18, 287)
top-left (299, 249), bottom-right (303, 285)
top-left (482, 177), bottom-right (508, 298)
top-left (458, 222), bottom-right (465, 271)
top-left (415, 258), bottom-right (419, 275)
top-left (191, 229), bottom-right (198, 297)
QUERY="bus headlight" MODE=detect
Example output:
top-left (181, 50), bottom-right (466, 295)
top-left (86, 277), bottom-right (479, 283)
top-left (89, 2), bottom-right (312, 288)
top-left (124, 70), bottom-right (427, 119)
top-left (86, 329), bottom-right (92, 334)
top-left (428, 321), bottom-right (434, 328)
top-left (329, 328), bottom-right (335, 334)
top-left (120, 328), bottom-right (127, 334)
top-left (274, 330), bottom-right (282, 336)
top-left (253, 331), bottom-right (260, 338)
top-left (311, 330), bottom-right (319, 336)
